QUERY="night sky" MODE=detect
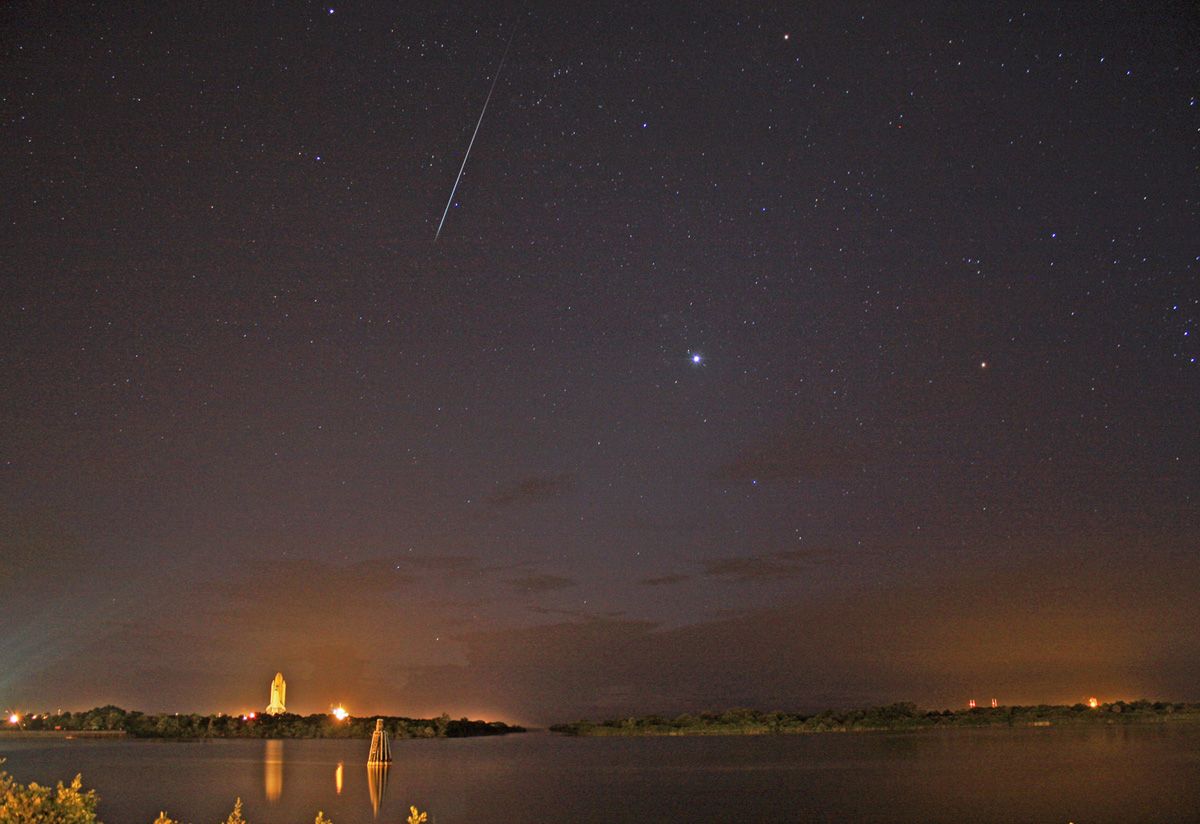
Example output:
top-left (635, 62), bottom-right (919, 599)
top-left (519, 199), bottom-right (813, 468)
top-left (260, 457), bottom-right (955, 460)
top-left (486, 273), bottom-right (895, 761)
top-left (2, 2), bottom-right (1197, 725)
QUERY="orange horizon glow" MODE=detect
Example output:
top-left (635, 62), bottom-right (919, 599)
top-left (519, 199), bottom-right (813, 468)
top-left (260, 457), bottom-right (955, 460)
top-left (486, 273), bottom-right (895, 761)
top-left (1088, 697), bottom-right (1099, 709)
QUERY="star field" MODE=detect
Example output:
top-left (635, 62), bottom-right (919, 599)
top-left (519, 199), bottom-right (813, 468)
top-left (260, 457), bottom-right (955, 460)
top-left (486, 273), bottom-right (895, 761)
top-left (0, 1), bottom-right (1197, 721)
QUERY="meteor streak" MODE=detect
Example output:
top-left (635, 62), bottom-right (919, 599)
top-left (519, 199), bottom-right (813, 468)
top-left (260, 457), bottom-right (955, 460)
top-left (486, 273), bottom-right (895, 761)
top-left (435, 28), bottom-right (516, 241)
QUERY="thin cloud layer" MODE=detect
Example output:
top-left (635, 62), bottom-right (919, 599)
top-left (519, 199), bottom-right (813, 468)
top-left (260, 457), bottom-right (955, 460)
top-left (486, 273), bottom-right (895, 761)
top-left (488, 473), bottom-right (575, 506)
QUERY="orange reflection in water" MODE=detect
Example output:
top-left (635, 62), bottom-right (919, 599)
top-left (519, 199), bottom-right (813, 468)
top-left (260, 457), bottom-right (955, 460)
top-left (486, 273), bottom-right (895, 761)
top-left (367, 762), bottom-right (389, 817)
top-left (335, 761), bottom-right (344, 795)
top-left (264, 740), bottom-right (283, 801)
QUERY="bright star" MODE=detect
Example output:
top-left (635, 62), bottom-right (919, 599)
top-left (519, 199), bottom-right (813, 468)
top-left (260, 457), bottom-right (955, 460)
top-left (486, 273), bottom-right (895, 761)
top-left (691, 353), bottom-right (703, 365)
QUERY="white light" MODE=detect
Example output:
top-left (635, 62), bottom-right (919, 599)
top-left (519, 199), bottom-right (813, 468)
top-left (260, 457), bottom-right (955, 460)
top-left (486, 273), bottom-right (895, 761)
top-left (691, 353), bottom-right (703, 364)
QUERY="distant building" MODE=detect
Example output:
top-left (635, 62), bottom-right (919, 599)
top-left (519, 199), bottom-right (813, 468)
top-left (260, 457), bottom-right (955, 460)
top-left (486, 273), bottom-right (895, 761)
top-left (265, 672), bottom-right (287, 715)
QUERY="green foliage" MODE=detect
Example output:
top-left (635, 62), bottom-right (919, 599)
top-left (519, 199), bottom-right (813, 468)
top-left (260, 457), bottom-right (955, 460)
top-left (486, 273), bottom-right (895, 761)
top-left (0, 761), bottom-right (100, 824)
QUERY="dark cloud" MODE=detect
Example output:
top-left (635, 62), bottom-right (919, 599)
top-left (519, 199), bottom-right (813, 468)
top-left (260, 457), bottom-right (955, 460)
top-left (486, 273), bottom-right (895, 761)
top-left (714, 422), bottom-right (884, 483)
top-left (488, 473), bottom-right (575, 506)
top-left (224, 557), bottom-right (416, 603)
top-left (394, 551), bottom-right (1200, 723)
top-left (400, 554), bottom-right (481, 573)
top-left (4, 538), bottom-right (1198, 723)
top-left (526, 605), bottom-right (590, 618)
top-left (509, 573), bottom-right (577, 593)
top-left (700, 549), bottom-right (831, 581)
top-left (640, 574), bottom-right (691, 586)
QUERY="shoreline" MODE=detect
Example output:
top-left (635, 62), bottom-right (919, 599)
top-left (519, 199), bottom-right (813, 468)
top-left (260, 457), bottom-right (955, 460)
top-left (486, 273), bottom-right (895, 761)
top-left (550, 701), bottom-right (1200, 737)
top-left (3, 705), bottom-right (525, 741)
top-left (0, 730), bottom-right (128, 740)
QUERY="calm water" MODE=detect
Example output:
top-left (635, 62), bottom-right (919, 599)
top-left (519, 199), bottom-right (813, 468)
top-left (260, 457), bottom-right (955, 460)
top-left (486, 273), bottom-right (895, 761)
top-left (2, 725), bottom-right (1198, 823)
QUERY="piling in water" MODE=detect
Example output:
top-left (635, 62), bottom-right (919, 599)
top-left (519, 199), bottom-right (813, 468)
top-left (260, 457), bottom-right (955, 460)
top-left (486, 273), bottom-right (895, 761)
top-left (367, 718), bottom-right (392, 764)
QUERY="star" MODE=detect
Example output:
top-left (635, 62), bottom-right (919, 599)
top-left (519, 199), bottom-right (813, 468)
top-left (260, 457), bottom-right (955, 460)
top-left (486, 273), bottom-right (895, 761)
top-left (690, 352), bottom-right (703, 365)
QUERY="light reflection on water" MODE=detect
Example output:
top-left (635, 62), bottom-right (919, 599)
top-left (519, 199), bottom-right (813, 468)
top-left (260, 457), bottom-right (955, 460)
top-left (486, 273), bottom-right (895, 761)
top-left (366, 762), bottom-right (389, 817)
top-left (1, 725), bottom-right (1199, 823)
top-left (263, 740), bottom-right (283, 801)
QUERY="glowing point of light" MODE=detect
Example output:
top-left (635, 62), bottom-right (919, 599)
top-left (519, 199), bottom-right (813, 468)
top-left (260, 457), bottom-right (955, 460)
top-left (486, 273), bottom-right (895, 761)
top-left (691, 353), bottom-right (703, 365)
top-left (783, 33), bottom-right (790, 40)
top-left (248, 712), bottom-right (256, 719)
top-left (332, 706), bottom-right (349, 721)
top-left (968, 699), bottom-right (976, 708)
top-left (1087, 697), bottom-right (1099, 709)
top-left (8, 713), bottom-right (20, 725)
top-left (980, 361), bottom-right (988, 369)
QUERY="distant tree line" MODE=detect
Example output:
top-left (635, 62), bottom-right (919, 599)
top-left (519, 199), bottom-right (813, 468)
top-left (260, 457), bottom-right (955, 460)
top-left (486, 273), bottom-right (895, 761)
top-left (12, 706), bottom-right (523, 739)
top-left (550, 700), bottom-right (1200, 736)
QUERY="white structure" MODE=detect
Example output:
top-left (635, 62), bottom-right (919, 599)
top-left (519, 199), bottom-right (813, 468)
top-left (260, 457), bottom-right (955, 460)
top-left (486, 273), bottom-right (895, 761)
top-left (265, 672), bottom-right (287, 715)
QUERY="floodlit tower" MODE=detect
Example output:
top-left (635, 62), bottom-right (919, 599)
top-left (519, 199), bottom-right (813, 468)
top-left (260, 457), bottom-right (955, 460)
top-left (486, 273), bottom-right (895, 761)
top-left (265, 672), bottom-right (287, 715)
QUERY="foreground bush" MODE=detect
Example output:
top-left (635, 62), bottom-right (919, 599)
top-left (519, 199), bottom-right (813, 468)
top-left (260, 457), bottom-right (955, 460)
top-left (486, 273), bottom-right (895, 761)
top-left (0, 762), bottom-right (98, 824)
top-left (0, 763), bottom-right (426, 824)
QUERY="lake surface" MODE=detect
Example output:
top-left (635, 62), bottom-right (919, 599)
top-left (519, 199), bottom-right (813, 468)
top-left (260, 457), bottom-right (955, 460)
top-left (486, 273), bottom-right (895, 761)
top-left (2, 725), bottom-right (1198, 823)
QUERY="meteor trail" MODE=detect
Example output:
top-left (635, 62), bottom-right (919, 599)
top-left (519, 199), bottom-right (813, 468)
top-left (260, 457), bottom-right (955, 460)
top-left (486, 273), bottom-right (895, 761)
top-left (435, 28), bottom-right (516, 241)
